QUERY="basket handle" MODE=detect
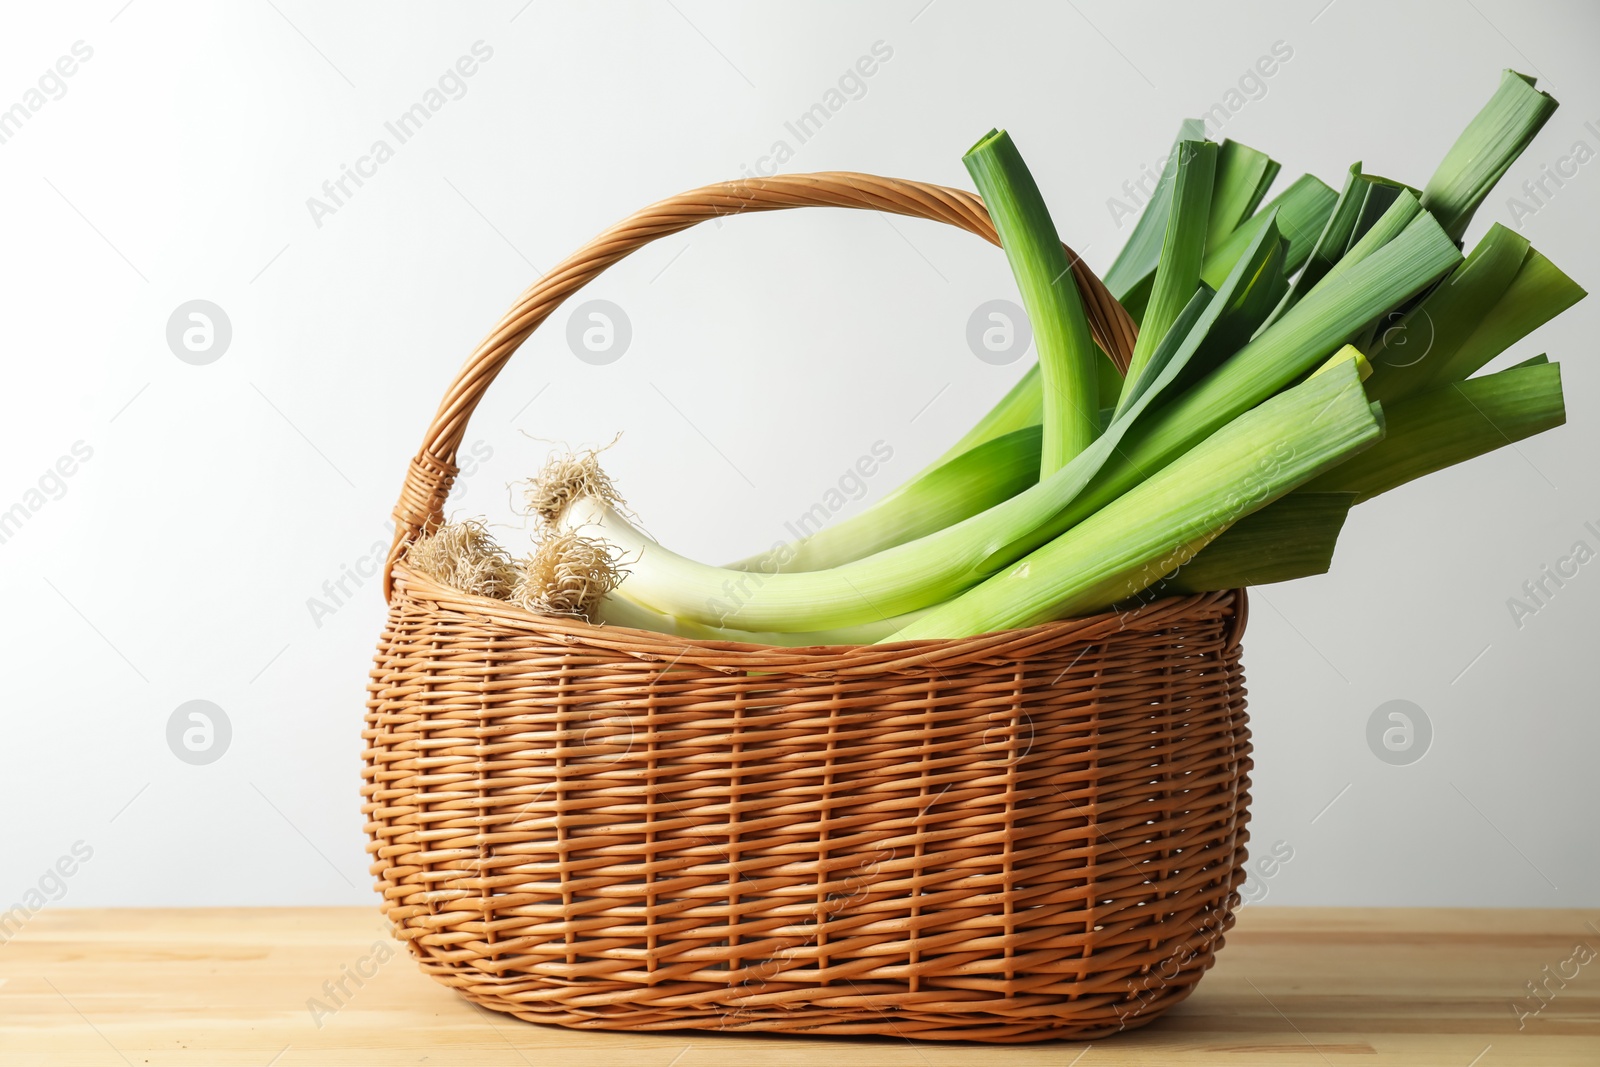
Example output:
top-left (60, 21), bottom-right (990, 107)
top-left (383, 171), bottom-right (1138, 598)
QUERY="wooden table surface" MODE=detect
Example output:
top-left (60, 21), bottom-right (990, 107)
top-left (2, 907), bottom-right (1596, 1065)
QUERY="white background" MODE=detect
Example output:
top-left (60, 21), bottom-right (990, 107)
top-left (2, 0), bottom-right (1595, 912)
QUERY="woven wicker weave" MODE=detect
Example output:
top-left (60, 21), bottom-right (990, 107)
top-left (364, 173), bottom-right (1253, 1042)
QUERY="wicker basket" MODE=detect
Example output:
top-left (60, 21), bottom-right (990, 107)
top-left (363, 173), bottom-right (1253, 1043)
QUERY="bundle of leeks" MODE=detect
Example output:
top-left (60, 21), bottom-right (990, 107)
top-left (544, 70), bottom-right (1578, 645)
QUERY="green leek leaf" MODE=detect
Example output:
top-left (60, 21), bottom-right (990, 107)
top-left (1155, 492), bottom-right (1356, 594)
top-left (884, 361), bottom-right (1383, 640)
top-left (1422, 69), bottom-right (1558, 240)
top-left (1207, 139), bottom-right (1281, 252)
top-left (1303, 359), bottom-right (1566, 503)
top-left (1367, 228), bottom-right (1582, 405)
top-left (1202, 174), bottom-right (1337, 288)
top-left (1269, 165), bottom-right (1417, 324)
top-left (1103, 118), bottom-right (1207, 317)
top-left (728, 425), bottom-right (1042, 573)
top-left (1119, 140), bottom-right (1216, 409)
top-left (1058, 210), bottom-right (1461, 530)
top-left (965, 130), bottom-right (1102, 474)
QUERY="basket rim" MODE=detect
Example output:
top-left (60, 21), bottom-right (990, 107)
top-left (389, 558), bottom-right (1244, 673)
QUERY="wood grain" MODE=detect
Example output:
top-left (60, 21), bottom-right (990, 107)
top-left (2, 907), bottom-right (1596, 1065)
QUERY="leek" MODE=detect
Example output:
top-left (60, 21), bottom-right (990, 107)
top-left (572, 222), bottom-right (1290, 632)
top-left (1412, 249), bottom-right (1583, 386)
top-left (872, 68), bottom-right (1541, 557)
top-left (593, 591), bottom-right (924, 646)
top-left (1297, 189), bottom-right (1424, 344)
top-left (964, 130), bottom-right (1101, 475)
top-left (1119, 140), bottom-right (1216, 408)
top-left (1270, 165), bottom-right (1416, 323)
top-left (1304, 359), bottom-right (1565, 503)
top-left (502, 74), bottom-right (1585, 643)
top-left (682, 185), bottom-right (1453, 627)
top-left (1046, 211), bottom-right (1460, 537)
top-left (1310, 344), bottom-right (1373, 382)
top-left (1178, 224), bottom-right (1289, 391)
top-left (728, 425), bottom-right (1041, 573)
top-left (1103, 118), bottom-right (1207, 318)
top-left (925, 365), bottom-right (1043, 467)
top-left (1158, 492), bottom-right (1357, 594)
top-left (884, 360), bottom-right (1383, 640)
top-left (1201, 174), bottom-right (1338, 288)
top-left (1367, 229), bottom-right (1584, 405)
top-left (1207, 139), bottom-right (1281, 253)
top-left (665, 208), bottom-right (1443, 632)
top-left (1422, 70), bottom-right (1558, 241)
top-left (927, 140), bottom-right (1291, 471)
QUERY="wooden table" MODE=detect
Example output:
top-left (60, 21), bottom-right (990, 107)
top-left (2, 908), bottom-right (1595, 1065)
